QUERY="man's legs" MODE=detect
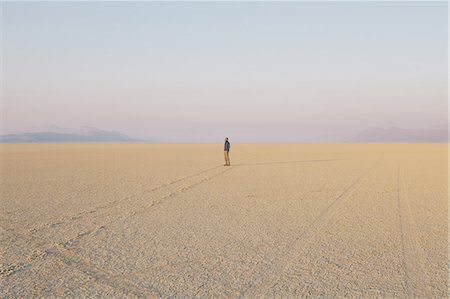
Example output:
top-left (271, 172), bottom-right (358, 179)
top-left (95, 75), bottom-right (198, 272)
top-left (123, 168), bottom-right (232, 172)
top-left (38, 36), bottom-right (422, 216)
top-left (224, 151), bottom-right (230, 166)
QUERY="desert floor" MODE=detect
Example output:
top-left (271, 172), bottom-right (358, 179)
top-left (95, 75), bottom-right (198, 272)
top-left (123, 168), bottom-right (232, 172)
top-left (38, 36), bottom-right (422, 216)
top-left (0, 144), bottom-right (447, 298)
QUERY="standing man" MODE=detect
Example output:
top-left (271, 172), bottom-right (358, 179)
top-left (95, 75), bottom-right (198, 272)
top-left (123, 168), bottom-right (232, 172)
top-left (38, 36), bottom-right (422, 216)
top-left (224, 137), bottom-right (231, 166)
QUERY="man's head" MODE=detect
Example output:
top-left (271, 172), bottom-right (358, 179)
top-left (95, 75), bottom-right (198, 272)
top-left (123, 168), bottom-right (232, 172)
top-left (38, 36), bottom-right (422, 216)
top-left (225, 137), bottom-right (228, 141)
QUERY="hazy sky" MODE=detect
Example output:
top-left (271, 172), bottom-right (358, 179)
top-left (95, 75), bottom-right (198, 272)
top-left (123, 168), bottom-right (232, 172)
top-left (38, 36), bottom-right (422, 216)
top-left (2, 1), bottom-right (448, 142)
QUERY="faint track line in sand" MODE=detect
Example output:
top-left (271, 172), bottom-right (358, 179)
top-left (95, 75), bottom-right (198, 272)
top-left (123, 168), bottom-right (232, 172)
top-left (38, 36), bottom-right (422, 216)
top-left (396, 160), bottom-right (431, 298)
top-left (46, 244), bottom-right (161, 298)
top-left (22, 157), bottom-right (253, 237)
top-left (191, 158), bottom-right (349, 297)
top-left (240, 160), bottom-right (380, 298)
top-left (0, 232), bottom-right (163, 298)
top-left (135, 157), bottom-right (255, 211)
top-left (57, 157), bottom-right (256, 248)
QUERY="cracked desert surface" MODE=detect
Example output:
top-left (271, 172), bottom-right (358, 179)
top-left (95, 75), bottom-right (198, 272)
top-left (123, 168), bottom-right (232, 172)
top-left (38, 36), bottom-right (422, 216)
top-left (1, 144), bottom-right (447, 298)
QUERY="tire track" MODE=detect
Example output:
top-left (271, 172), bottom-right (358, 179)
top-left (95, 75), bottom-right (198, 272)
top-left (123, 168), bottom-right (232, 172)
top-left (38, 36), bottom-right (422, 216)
top-left (22, 158), bottom-right (252, 237)
top-left (139, 160), bottom-right (245, 210)
top-left (190, 158), bottom-right (349, 297)
top-left (57, 157), bottom-right (255, 249)
top-left (46, 244), bottom-right (161, 298)
top-left (396, 160), bottom-right (431, 298)
top-left (240, 160), bottom-right (380, 298)
top-left (0, 232), bottom-right (163, 298)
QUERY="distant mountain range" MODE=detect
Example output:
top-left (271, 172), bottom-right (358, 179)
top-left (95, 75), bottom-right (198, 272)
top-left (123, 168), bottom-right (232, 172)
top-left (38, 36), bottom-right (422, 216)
top-left (351, 125), bottom-right (448, 143)
top-left (1, 124), bottom-right (447, 143)
top-left (0, 125), bottom-right (139, 143)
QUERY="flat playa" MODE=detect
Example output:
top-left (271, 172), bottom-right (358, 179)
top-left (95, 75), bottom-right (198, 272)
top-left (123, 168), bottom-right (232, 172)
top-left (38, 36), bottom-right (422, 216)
top-left (1, 143), bottom-right (447, 298)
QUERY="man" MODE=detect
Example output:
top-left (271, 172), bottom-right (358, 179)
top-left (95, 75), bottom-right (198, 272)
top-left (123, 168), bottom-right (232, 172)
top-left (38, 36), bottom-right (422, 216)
top-left (224, 137), bottom-right (231, 166)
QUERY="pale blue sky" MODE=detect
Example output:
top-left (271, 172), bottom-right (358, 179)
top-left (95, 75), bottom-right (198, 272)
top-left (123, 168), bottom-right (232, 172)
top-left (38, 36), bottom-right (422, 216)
top-left (2, 1), bottom-right (448, 142)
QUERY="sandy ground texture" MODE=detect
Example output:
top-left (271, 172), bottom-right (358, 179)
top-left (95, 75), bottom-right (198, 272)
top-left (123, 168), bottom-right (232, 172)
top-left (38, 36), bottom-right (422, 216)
top-left (0, 144), bottom-right (447, 298)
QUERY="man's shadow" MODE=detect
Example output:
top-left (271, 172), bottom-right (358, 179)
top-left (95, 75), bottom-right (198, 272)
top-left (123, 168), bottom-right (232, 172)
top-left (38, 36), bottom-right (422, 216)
top-left (233, 158), bottom-right (344, 166)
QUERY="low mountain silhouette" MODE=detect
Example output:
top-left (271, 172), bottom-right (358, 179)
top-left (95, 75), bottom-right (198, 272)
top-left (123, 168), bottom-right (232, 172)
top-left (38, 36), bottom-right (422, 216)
top-left (351, 125), bottom-right (448, 143)
top-left (0, 125), bottom-right (139, 143)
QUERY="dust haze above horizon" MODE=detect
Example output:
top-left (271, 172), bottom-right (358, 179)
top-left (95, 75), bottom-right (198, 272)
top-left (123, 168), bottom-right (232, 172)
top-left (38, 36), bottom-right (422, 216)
top-left (1, 1), bottom-right (448, 142)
